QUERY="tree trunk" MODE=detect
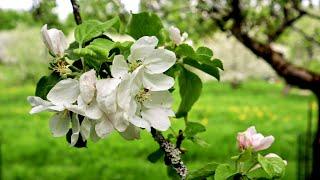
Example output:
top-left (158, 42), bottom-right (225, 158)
top-left (311, 92), bottom-right (320, 179)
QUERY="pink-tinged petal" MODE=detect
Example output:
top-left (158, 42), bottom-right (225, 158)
top-left (169, 26), bottom-right (182, 45)
top-left (79, 69), bottom-right (96, 104)
top-left (253, 135), bottom-right (275, 151)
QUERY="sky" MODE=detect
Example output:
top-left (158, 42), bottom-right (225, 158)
top-left (0, 0), bottom-right (140, 20)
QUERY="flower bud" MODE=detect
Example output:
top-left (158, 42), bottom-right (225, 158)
top-left (41, 24), bottom-right (68, 57)
top-left (237, 126), bottom-right (274, 152)
top-left (169, 26), bottom-right (182, 45)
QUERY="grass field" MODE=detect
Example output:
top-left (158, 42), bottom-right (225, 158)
top-left (0, 80), bottom-right (316, 179)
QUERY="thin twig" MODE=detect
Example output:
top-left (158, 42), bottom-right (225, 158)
top-left (70, 0), bottom-right (82, 25)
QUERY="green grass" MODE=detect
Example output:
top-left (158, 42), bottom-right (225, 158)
top-left (0, 80), bottom-right (316, 179)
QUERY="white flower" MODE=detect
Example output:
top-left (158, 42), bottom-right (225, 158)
top-left (237, 126), bottom-right (275, 152)
top-left (28, 78), bottom-right (84, 137)
top-left (27, 70), bottom-right (103, 143)
top-left (168, 26), bottom-right (188, 45)
top-left (111, 36), bottom-right (176, 91)
top-left (41, 24), bottom-right (68, 57)
top-left (116, 76), bottom-right (175, 131)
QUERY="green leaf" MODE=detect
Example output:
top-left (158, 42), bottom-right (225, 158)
top-left (212, 59), bottom-right (224, 70)
top-left (185, 122), bottom-right (206, 138)
top-left (75, 17), bottom-right (120, 45)
top-left (176, 44), bottom-right (221, 80)
top-left (147, 148), bottom-right (164, 163)
top-left (190, 136), bottom-right (209, 147)
top-left (187, 162), bottom-right (219, 180)
top-left (35, 74), bottom-right (60, 99)
top-left (257, 154), bottom-right (286, 178)
top-left (176, 44), bottom-right (196, 58)
top-left (214, 164), bottom-right (236, 180)
top-left (127, 12), bottom-right (164, 42)
top-left (176, 67), bottom-right (202, 118)
top-left (184, 58), bottom-right (220, 80)
top-left (196, 47), bottom-right (213, 57)
top-left (73, 38), bottom-right (115, 59)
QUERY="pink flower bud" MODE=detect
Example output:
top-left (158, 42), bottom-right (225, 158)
top-left (169, 26), bottom-right (182, 45)
top-left (237, 126), bottom-right (274, 152)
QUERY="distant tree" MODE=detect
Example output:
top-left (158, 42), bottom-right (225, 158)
top-left (141, 0), bottom-right (320, 179)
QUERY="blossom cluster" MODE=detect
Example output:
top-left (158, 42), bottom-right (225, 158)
top-left (28, 25), bottom-right (180, 146)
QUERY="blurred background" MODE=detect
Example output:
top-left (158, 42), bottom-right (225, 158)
top-left (1, 0), bottom-right (320, 179)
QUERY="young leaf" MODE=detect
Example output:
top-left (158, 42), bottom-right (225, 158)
top-left (212, 59), bottom-right (224, 70)
top-left (35, 74), bottom-right (60, 99)
top-left (214, 164), bottom-right (237, 180)
top-left (196, 47), bottom-right (213, 57)
top-left (176, 67), bottom-right (202, 118)
top-left (257, 154), bottom-right (286, 178)
top-left (183, 58), bottom-right (220, 80)
top-left (127, 12), bottom-right (164, 42)
top-left (73, 38), bottom-right (115, 59)
top-left (185, 122), bottom-right (206, 138)
top-left (187, 162), bottom-right (219, 180)
top-left (75, 17), bottom-right (120, 45)
top-left (147, 148), bottom-right (164, 163)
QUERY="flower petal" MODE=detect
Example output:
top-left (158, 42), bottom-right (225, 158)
top-left (79, 69), bottom-right (96, 104)
top-left (141, 108), bottom-right (171, 131)
top-left (120, 124), bottom-right (140, 140)
top-left (143, 91), bottom-right (173, 109)
top-left (169, 26), bottom-right (182, 45)
top-left (128, 36), bottom-right (158, 62)
top-left (95, 116), bottom-right (114, 138)
top-left (41, 24), bottom-right (68, 57)
top-left (70, 114), bottom-right (80, 146)
top-left (131, 36), bottom-right (158, 52)
top-left (27, 96), bottom-right (63, 114)
top-left (111, 55), bottom-right (129, 79)
top-left (129, 116), bottom-right (151, 131)
top-left (85, 99), bottom-right (103, 120)
top-left (109, 112), bottom-right (129, 132)
top-left (143, 72), bottom-right (174, 91)
top-left (47, 78), bottom-right (80, 106)
top-left (254, 135), bottom-right (275, 151)
top-left (80, 117), bottom-right (91, 141)
top-left (49, 111), bottom-right (70, 137)
top-left (143, 49), bottom-right (176, 74)
top-left (96, 79), bottom-right (121, 114)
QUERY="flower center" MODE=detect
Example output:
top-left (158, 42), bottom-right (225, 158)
top-left (53, 60), bottom-right (71, 76)
top-left (129, 60), bottom-right (142, 72)
top-left (135, 88), bottom-right (150, 103)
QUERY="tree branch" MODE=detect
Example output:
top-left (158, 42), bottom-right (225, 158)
top-left (70, 0), bottom-right (82, 25)
top-left (151, 128), bottom-right (188, 179)
top-left (268, 11), bottom-right (305, 42)
top-left (225, 0), bottom-right (320, 91)
top-left (292, 26), bottom-right (320, 46)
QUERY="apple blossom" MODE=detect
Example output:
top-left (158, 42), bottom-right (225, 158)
top-left (237, 126), bottom-right (274, 152)
top-left (27, 78), bottom-right (84, 137)
top-left (41, 24), bottom-right (68, 57)
top-left (111, 36), bottom-right (176, 91)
